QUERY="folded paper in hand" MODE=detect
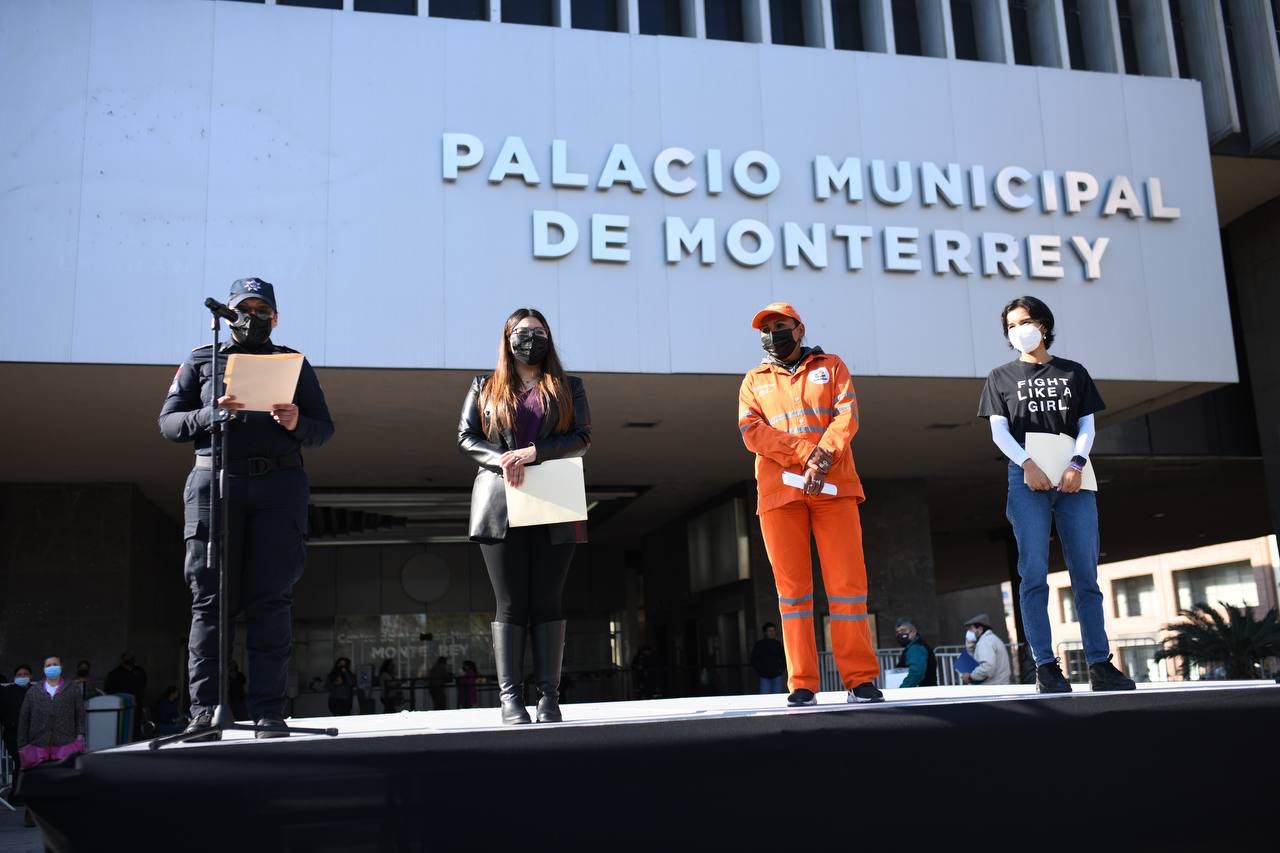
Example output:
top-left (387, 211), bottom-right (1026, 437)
top-left (223, 353), bottom-right (304, 413)
top-left (954, 651), bottom-right (980, 675)
top-left (505, 457), bottom-right (589, 528)
top-left (883, 668), bottom-right (910, 689)
top-left (782, 471), bottom-right (838, 496)
top-left (1024, 432), bottom-right (1098, 491)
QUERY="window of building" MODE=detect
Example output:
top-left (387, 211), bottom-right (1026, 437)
top-left (639, 0), bottom-right (684, 36)
top-left (1174, 562), bottom-right (1259, 611)
top-left (356, 0), bottom-right (418, 14)
top-left (832, 0), bottom-right (865, 51)
top-left (1059, 587), bottom-right (1077, 623)
top-left (1117, 640), bottom-right (1162, 683)
top-left (705, 0), bottom-right (746, 42)
top-left (430, 0), bottom-right (488, 19)
top-left (891, 0), bottom-right (922, 56)
top-left (770, 0), bottom-right (806, 46)
top-left (572, 0), bottom-right (619, 32)
top-left (951, 0), bottom-right (979, 61)
top-left (502, 0), bottom-right (555, 26)
top-left (1058, 642), bottom-right (1088, 682)
top-left (1008, 0), bottom-right (1033, 66)
top-left (279, 0), bottom-right (343, 9)
top-left (1113, 575), bottom-right (1156, 618)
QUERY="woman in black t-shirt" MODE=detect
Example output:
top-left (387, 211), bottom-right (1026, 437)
top-left (977, 296), bottom-right (1135, 694)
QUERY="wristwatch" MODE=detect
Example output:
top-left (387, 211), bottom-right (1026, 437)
top-left (1069, 455), bottom-right (1088, 471)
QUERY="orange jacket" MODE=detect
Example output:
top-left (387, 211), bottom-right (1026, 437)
top-left (738, 348), bottom-right (865, 514)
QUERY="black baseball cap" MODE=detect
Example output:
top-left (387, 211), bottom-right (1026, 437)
top-left (228, 277), bottom-right (277, 312)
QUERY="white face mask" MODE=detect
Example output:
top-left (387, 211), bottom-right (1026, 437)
top-left (965, 630), bottom-right (977, 643)
top-left (1008, 323), bottom-right (1043, 354)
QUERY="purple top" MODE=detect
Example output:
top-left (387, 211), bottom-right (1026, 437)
top-left (513, 387), bottom-right (545, 452)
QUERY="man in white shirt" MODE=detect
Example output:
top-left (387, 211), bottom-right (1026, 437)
top-left (962, 614), bottom-right (1012, 686)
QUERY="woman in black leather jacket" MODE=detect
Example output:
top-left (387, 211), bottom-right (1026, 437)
top-left (457, 308), bottom-right (591, 724)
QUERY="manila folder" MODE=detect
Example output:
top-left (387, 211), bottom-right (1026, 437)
top-left (505, 457), bottom-right (589, 528)
top-left (223, 353), bottom-right (304, 413)
top-left (1024, 432), bottom-right (1098, 491)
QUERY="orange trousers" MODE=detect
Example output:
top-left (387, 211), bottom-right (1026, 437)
top-left (759, 496), bottom-right (879, 692)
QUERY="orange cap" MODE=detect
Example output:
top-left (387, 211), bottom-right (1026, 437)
top-left (751, 302), bottom-right (802, 330)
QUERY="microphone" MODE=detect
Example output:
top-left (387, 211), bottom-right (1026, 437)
top-left (204, 297), bottom-right (239, 323)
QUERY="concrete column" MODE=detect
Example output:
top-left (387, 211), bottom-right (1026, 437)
top-left (859, 479), bottom-right (940, 647)
top-left (1027, 0), bottom-right (1070, 68)
top-left (916, 0), bottom-right (957, 59)
top-left (744, 0), bottom-right (770, 43)
top-left (489, 0), bottom-right (500, 23)
top-left (1077, 0), bottom-right (1124, 73)
top-left (1130, 0), bottom-right (1179, 76)
top-left (861, 0), bottom-right (896, 54)
top-left (681, 0), bottom-right (706, 38)
top-left (1182, 0), bottom-right (1240, 144)
top-left (552, 0), bottom-right (571, 27)
top-left (1227, 0), bottom-right (1280, 152)
top-left (1227, 199), bottom-right (1280, 539)
top-left (803, 0), bottom-right (833, 48)
top-left (972, 0), bottom-right (1014, 63)
top-left (620, 0), bottom-right (639, 34)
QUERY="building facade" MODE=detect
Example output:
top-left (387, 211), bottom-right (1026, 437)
top-left (2, 0), bottom-right (1279, 710)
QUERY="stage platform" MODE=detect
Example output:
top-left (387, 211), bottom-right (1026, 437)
top-left (21, 681), bottom-right (1279, 850)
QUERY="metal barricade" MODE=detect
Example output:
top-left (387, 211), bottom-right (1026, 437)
top-left (0, 739), bottom-right (15, 811)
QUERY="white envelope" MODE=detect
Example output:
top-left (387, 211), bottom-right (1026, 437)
top-left (884, 668), bottom-right (909, 689)
top-left (505, 457), bottom-right (589, 527)
top-left (782, 471), bottom-right (838, 496)
top-left (1024, 432), bottom-right (1098, 491)
top-left (223, 352), bottom-right (304, 413)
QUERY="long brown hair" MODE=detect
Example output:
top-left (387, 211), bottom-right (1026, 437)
top-left (478, 308), bottom-right (573, 435)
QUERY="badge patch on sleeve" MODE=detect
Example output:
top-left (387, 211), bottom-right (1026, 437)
top-left (809, 367), bottom-right (830, 384)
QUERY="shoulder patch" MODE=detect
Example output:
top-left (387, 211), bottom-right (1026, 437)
top-left (809, 367), bottom-right (831, 385)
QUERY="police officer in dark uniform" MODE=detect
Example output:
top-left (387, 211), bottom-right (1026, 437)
top-left (159, 278), bottom-right (334, 739)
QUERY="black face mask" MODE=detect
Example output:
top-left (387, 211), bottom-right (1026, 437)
top-left (511, 336), bottom-right (550, 366)
top-left (896, 633), bottom-right (912, 647)
top-left (761, 328), bottom-right (798, 360)
top-left (231, 311), bottom-right (272, 347)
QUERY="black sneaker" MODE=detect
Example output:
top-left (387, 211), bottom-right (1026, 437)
top-left (847, 682), bottom-right (884, 704)
top-left (182, 710), bottom-right (221, 743)
top-left (254, 716), bottom-right (290, 739)
top-left (1088, 655), bottom-right (1136, 692)
top-left (1035, 660), bottom-right (1073, 694)
top-left (786, 688), bottom-right (816, 707)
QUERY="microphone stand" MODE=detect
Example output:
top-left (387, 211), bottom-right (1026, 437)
top-left (150, 302), bottom-right (338, 749)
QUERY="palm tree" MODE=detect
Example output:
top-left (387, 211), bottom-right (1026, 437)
top-left (1154, 602), bottom-right (1280, 680)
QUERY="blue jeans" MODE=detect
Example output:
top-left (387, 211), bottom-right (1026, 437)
top-left (1006, 464), bottom-right (1110, 666)
top-left (759, 675), bottom-right (786, 694)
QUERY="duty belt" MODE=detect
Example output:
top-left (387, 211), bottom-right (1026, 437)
top-left (194, 451), bottom-right (303, 477)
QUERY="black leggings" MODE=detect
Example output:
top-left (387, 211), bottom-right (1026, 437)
top-left (479, 526), bottom-right (575, 625)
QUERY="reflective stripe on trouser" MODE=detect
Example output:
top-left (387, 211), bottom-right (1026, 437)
top-left (758, 496), bottom-right (879, 692)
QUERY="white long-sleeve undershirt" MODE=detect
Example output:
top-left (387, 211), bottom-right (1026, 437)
top-left (988, 413), bottom-right (1096, 467)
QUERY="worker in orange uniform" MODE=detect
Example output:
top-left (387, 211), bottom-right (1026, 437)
top-left (737, 302), bottom-right (883, 706)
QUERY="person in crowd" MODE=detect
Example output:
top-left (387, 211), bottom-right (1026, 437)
top-left (104, 653), bottom-right (147, 706)
top-left (159, 277), bottom-right (335, 740)
top-left (457, 661), bottom-right (480, 710)
top-left (894, 617), bottom-right (937, 688)
top-left (150, 686), bottom-right (183, 736)
top-left (738, 302), bottom-right (881, 706)
top-left (977, 296), bottom-right (1135, 694)
top-left (631, 645), bottom-right (658, 700)
top-left (750, 623), bottom-right (788, 694)
top-left (0, 665), bottom-right (33, 808)
top-left (960, 614), bottom-right (1012, 686)
top-left (72, 660), bottom-right (102, 701)
top-left (327, 658), bottom-right (356, 716)
top-left (458, 307), bottom-right (591, 725)
top-left (379, 659), bottom-right (403, 714)
top-left (427, 657), bottom-right (451, 711)
top-left (17, 656), bottom-right (86, 767)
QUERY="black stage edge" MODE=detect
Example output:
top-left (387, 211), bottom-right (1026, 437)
top-left (21, 686), bottom-right (1279, 850)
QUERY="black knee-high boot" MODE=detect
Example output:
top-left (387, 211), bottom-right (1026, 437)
top-left (531, 620), bottom-right (567, 723)
top-left (492, 622), bottom-right (531, 725)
